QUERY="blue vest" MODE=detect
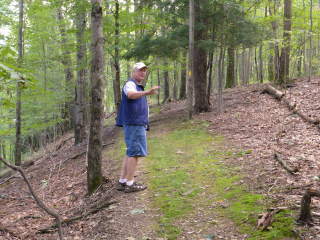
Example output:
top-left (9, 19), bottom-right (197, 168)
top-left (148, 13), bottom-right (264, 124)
top-left (116, 79), bottom-right (148, 127)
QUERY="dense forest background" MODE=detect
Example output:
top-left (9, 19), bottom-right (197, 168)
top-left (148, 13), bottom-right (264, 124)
top-left (0, 0), bottom-right (319, 170)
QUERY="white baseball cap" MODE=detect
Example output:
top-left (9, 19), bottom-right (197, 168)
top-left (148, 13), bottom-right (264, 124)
top-left (133, 62), bottom-right (147, 70)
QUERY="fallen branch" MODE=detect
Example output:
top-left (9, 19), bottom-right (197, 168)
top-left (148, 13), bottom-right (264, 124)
top-left (256, 208), bottom-right (282, 231)
top-left (38, 200), bottom-right (116, 233)
top-left (274, 152), bottom-right (299, 174)
top-left (0, 160), bottom-right (34, 179)
top-left (0, 156), bottom-right (63, 240)
top-left (285, 183), bottom-right (313, 190)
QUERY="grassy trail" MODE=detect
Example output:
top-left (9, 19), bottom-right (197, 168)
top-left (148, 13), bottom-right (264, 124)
top-left (135, 117), bottom-right (296, 240)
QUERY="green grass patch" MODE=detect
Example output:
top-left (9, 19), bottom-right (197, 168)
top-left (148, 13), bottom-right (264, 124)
top-left (142, 119), bottom-right (296, 239)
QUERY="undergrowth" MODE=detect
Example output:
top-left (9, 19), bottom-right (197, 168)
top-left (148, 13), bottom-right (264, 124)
top-left (140, 119), bottom-right (296, 240)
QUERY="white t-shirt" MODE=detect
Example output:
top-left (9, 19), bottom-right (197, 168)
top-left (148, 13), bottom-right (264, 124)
top-left (123, 81), bottom-right (137, 96)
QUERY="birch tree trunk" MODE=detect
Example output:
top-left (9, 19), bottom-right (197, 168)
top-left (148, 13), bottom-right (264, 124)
top-left (87, 0), bottom-right (105, 195)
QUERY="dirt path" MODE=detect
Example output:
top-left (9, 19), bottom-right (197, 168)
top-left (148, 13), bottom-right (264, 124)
top-left (1, 77), bottom-right (320, 239)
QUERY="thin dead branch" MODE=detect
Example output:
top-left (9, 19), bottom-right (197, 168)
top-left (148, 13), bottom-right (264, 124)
top-left (274, 152), bottom-right (299, 174)
top-left (38, 200), bottom-right (116, 233)
top-left (0, 156), bottom-right (63, 240)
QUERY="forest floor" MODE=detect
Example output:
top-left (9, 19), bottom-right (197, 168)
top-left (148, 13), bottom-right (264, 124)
top-left (2, 77), bottom-right (320, 239)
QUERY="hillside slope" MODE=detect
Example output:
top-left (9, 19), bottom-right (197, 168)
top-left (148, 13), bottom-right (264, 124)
top-left (1, 77), bottom-right (320, 239)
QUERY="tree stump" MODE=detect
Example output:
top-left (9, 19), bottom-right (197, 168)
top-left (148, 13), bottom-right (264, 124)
top-left (298, 190), bottom-right (312, 223)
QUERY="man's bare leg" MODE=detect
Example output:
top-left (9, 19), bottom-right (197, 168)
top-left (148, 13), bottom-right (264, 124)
top-left (120, 155), bottom-right (129, 180)
top-left (126, 156), bottom-right (138, 182)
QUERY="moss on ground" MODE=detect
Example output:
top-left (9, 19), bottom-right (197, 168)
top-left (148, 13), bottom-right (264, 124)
top-left (142, 119), bottom-right (296, 239)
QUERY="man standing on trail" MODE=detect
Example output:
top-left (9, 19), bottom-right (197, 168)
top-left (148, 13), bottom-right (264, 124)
top-left (116, 62), bottom-right (160, 193)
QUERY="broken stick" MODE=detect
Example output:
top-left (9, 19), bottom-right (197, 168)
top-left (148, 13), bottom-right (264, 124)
top-left (274, 152), bottom-right (299, 174)
top-left (38, 200), bottom-right (116, 233)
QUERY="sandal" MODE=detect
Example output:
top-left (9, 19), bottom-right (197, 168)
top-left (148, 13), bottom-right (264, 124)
top-left (117, 182), bottom-right (126, 191)
top-left (124, 182), bottom-right (147, 193)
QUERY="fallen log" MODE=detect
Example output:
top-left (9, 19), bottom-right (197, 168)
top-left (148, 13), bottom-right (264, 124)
top-left (263, 85), bottom-right (320, 126)
top-left (274, 152), bottom-right (299, 174)
top-left (293, 108), bottom-right (320, 125)
top-left (262, 85), bottom-right (285, 100)
top-left (38, 200), bottom-right (116, 233)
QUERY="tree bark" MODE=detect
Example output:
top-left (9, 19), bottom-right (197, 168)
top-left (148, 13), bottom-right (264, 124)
top-left (259, 45), bottom-right (263, 83)
top-left (179, 51), bottom-right (187, 99)
top-left (193, 3), bottom-right (209, 113)
top-left (308, 0), bottom-right (313, 82)
top-left (74, 1), bottom-right (87, 145)
top-left (113, 0), bottom-right (121, 114)
top-left (173, 61), bottom-right (178, 100)
top-left (186, 0), bottom-right (194, 120)
top-left (15, 0), bottom-right (23, 166)
top-left (57, 8), bottom-right (75, 130)
top-left (225, 46), bottom-right (235, 89)
top-left (278, 0), bottom-right (292, 84)
top-left (87, 0), bottom-right (105, 195)
top-left (163, 59), bottom-right (170, 102)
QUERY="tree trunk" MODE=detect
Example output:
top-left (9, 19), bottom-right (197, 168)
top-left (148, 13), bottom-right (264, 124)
top-left (278, 0), bottom-right (292, 84)
top-left (186, 0), bottom-right (194, 120)
top-left (235, 49), bottom-right (238, 86)
top-left (57, 8), bottom-right (75, 130)
top-left (241, 49), bottom-right (246, 85)
top-left (207, 48), bottom-right (214, 104)
top-left (74, 1), bottom-right (87, 145)
top-left (225, 46), bottom-right (235, 89)
top-left (15, 0), bottom-right (23, 166)
top-left (113, 0), bottom-right (121, 114)
top-left (173, 61), bottom-right (178, 100)
top-left (179, 51), bottom-right (187, 99)
top-left (308, 0), bottom-right (313, 82)
top-left (87, 0), bottom-right (105, 195)
top-left (297, 48), bottom-right (302, 78)
top-left (259, 45), bottom-right (263, 83)
top-left (163, 59), bottom-right (170, 102)
top-left (157, 60), bottom-right (160, 106)
top-left (193, 3), bottom-right (209, 113)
